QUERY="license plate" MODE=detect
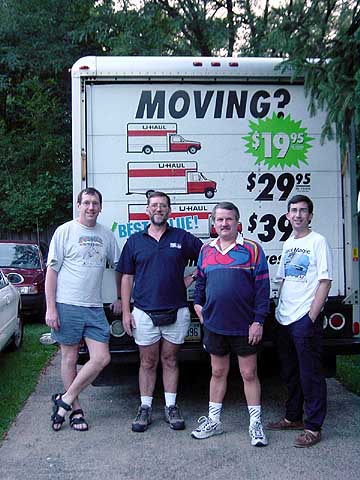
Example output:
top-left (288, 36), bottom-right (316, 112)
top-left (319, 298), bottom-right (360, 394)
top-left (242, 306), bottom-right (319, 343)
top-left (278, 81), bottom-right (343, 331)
top-left (185, 321), bottom-right (201, 342)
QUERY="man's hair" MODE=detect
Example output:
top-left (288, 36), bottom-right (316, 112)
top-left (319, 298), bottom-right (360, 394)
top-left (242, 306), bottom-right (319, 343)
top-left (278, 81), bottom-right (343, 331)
top-left (211, 202), bottom-right (240, 222)
top-left (287, 195), bottom-right (313, 214)
top-left (146, 191), bottom-right (171, 208)
top-left (77, 187), bottom-right (103, 206)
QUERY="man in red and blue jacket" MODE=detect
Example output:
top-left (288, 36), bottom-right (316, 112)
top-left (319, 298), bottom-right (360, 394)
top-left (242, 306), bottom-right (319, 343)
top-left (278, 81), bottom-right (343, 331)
top-left (191, 201), bottom-right (270, 447)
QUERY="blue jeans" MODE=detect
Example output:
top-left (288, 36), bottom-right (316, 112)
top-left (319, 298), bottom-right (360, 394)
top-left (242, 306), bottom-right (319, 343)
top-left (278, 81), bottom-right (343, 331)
top-left (275, 313), bottom-right (327, 431)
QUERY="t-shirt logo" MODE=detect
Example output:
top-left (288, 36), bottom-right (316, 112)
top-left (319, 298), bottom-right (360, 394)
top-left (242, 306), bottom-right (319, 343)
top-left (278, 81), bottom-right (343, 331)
top-left (169, 242), bottom-right (182, 249)
top-left (79, 235), bottom-right (104, 266)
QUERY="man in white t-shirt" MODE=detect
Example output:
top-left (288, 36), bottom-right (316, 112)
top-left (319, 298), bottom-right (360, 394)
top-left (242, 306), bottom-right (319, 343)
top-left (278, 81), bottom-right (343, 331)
top-left (45, 187), bottom-right (121, 432)
top-left (267, 195), bottom-right (332, 448)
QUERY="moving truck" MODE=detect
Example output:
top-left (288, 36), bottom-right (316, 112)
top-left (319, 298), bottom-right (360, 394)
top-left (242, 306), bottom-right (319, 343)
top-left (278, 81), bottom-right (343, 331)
top-left (127, 161), bottom-right (217, 198)
top-left (127, 123), bottom-right (201, 154)
top-left (72, 56), bottom-right (360, 377)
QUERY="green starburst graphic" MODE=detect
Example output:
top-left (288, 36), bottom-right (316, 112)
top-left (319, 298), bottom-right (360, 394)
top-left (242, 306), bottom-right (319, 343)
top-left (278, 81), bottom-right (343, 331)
top-left (243, 113), bottom-right (314, 169)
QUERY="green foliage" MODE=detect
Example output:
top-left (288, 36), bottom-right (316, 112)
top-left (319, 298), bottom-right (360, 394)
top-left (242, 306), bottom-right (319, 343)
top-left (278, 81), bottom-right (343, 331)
top-left (0, 0), bottom-right (359, 234)
top-left (336, 355), bottom-right (360, 397)
top-left (0, 324), bottom-right (58, 440)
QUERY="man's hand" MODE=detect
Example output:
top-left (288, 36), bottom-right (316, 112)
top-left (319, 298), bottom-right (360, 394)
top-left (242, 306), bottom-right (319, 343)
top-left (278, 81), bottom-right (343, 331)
top-left (122, 311), bottom-right (136, 336)
top-left (248, 322), bottom-right (263, 345)
top-left (45, 306), bottom-right (60, 331)
top-left (194, 304), bottom-right (204, 324)
top-left (110, 299), bottom-right (122, 316)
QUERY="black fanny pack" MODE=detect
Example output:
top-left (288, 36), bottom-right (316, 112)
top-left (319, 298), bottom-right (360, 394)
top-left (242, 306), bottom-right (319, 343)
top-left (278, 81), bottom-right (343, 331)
top-left (145, 308), bottom-right (178, 327)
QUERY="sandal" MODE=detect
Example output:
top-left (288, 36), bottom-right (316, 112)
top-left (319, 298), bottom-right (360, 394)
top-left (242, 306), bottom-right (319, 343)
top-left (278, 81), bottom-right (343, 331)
top-left (51, 393), bottom-right (71, 431)
top-left (69, 409), bottom-right (89, 431)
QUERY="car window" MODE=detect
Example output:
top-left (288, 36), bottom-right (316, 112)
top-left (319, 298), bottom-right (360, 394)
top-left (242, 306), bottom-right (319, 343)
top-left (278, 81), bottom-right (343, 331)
top-left (0, 244), bottom-right (41, 269)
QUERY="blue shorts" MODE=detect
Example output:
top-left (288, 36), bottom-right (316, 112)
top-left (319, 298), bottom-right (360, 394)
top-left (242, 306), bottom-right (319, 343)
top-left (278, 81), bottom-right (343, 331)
top-left (51, 303), bottom-right (110, 345)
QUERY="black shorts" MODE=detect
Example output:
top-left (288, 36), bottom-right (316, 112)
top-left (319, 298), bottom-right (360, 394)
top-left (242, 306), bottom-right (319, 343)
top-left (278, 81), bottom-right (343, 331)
top-left (203, 327), bottom-right (261, 357)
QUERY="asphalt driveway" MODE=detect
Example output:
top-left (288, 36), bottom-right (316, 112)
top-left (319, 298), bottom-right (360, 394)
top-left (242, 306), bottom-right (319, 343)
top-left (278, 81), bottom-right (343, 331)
top-left (0, 352), bottom-right (359, 480)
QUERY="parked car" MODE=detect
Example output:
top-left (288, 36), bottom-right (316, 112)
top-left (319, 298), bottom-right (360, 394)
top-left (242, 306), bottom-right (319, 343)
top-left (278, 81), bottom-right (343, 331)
top-left (0, 241), bottom-right (47, 321)
top-left (0, 268), bottom-right (23, 352)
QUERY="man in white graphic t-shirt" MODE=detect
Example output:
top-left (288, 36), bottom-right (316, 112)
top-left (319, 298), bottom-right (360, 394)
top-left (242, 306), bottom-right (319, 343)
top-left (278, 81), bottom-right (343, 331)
top-left (267, 195), bottom-right (332, 448)
top-left (45, 187), bottom-right (121, 432)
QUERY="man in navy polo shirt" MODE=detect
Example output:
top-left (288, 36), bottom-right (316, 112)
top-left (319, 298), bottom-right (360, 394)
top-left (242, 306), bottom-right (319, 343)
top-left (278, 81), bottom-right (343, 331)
top-left (117, 191), bottom-right (202, 432)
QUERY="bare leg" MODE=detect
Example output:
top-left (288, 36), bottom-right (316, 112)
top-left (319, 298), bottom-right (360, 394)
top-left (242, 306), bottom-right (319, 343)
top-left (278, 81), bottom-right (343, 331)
top-left (238, 353), bottom-right (261, 405)
top-left (209, 354), bottom-right (230, 403)
top-left (138, 342), bottom-right (160, 396)
top-left (161, 339), bottom-right (181, 394)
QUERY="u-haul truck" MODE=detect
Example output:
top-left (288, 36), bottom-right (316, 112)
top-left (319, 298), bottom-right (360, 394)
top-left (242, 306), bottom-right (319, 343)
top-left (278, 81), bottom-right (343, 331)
top-left (127, 123), bottom-right (201, 154)
top-left (127, 161), bottom-right (217, 198)
top-left (72, 56), bottom-right (360, 375)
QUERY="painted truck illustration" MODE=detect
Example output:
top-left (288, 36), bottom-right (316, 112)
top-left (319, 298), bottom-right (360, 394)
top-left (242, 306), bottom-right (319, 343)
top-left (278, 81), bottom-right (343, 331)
top-left (127, 123), bottom-right (201, 154)
top-left (127, 161), bottom-right (217, 198)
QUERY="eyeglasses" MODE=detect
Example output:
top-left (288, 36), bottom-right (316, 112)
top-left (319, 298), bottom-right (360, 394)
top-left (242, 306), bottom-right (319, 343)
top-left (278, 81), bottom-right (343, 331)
top-left (148, 203), bottom-right (169, 210)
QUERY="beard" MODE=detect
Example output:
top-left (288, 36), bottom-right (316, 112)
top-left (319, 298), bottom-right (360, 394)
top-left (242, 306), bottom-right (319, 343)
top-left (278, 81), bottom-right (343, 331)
top-left (150, 213), bottom-right (168, 227)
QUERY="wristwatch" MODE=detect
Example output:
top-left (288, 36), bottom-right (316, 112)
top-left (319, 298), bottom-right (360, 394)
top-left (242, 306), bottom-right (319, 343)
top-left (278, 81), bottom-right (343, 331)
top-left (252, 322), bottom-right (263, 327)
top-left (191, 273), bottom-right (197, 280)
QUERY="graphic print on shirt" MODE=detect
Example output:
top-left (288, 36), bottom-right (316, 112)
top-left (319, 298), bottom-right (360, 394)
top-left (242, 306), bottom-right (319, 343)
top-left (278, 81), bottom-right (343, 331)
top-left (283, 247), bottom-right (310, 281)
top-left (79, 236), bottom-right (105, 266)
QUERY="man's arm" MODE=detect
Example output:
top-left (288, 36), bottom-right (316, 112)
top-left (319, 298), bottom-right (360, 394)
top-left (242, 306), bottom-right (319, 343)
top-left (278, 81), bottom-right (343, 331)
top-left (110, 271), bottom-right (122, 315)
top-left (121, 273), bottom-right (135, 336)
top-left (45, 267), bottom-right (60, 331)
top-left (309, 279), bottom-right (332, 321)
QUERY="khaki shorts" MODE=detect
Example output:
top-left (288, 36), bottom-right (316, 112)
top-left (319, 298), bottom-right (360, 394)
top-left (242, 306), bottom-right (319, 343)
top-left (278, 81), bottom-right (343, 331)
top-left (132, 306), bottom-right (190, 346)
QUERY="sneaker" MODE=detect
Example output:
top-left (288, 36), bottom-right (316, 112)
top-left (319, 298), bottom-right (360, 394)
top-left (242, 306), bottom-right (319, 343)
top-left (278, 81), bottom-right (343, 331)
top-left (294, 430), bottom-right (321, 448)
top-left (267, 418), bottom-right (304, 430)
top-left (132, 405), bottom-right (152, 432)
top-left (191, 416), bottom-right (223, 439)
top-left (164, 405), bottom-right (185, 430)
top-left (249, 421), bottom-right (268, 447)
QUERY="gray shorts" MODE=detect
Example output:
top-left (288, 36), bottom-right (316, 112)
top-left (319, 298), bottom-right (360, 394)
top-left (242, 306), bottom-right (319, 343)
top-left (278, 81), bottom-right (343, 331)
top-left (132, 306), bottom-right (191, 346)
top-left (51, 302), bottom-right (110, 345)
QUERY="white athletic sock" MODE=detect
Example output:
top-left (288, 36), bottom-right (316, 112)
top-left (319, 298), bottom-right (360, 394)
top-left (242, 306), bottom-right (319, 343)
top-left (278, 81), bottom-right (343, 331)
top-left (209, 402), bottom-right (222, 422)
top-left (248, 405), bottom-right (262, 426)
top-left (164, 392), bottom-right (177, 407)
top-left (141, 396), bottom-right (153, 408)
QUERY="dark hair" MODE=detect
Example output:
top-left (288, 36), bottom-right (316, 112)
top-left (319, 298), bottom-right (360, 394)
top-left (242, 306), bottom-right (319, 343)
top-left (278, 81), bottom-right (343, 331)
top-left (211, 202), bottom-right (240, 222)
top-left (287, 195), bottom-right (313, 214)
top-left (77, 187), bottom-right (102, 206)
top-left (146, 191), bottom-right (171, 208)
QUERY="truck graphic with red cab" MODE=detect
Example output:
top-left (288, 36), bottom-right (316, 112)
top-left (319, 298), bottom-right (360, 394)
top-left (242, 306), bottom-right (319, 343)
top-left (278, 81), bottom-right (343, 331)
top-left (127, 161), bottom-right (216, 198)
top-left (127, 123), bottom-right (201, 155)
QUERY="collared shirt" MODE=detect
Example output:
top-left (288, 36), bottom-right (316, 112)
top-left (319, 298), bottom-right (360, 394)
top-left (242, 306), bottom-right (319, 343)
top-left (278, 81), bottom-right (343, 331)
top-left (194, 235), bottom-right (270, 336)
top-left (117, 225), bottom-right (202, 311)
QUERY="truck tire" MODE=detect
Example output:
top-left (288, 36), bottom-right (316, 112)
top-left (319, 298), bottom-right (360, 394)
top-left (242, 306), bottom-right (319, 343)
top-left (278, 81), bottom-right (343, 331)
top-left (205, 188), bottom-right (215, 199)
top-left (145, 189), bottom-right (155, 198)
top-left (143, 145), bottom-right (153, 155)
top-left (7, 309), bottom-right (24, 352)
top-left (188, 146), bottom-right (198, 154)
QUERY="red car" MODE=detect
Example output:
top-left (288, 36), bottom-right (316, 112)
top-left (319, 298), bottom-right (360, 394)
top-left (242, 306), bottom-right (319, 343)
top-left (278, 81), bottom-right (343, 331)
top-left (0, 240), bottom-right (47, 321)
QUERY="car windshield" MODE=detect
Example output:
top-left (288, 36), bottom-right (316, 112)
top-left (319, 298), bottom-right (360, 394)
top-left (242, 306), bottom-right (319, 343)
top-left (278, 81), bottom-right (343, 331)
top-left (0, 244), bottom-right (41, 269)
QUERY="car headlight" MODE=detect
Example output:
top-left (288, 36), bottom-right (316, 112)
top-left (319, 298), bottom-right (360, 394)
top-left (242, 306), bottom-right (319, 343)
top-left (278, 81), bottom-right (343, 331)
top-left (110, 320), bottom-right (125, 337)
top-left (19, 285), bottom-right (39, 294)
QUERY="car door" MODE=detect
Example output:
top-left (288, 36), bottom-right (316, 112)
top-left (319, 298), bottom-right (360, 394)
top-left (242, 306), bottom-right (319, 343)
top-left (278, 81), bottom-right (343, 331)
top-left (0, 270), bottom-right (17, 351)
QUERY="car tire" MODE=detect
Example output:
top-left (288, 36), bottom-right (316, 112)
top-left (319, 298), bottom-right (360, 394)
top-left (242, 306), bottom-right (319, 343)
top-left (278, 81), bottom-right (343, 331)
top-left (7, 308), bottom-right (24, 351)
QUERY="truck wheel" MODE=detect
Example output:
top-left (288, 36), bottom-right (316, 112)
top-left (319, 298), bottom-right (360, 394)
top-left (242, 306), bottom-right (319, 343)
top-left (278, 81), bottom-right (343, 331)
top-left (143, 145), bottom-right (153, 155)
top-left (188, 146), bottom-right (198, 154)
top-left (205, 189), bottom-right (215, 199)
top-left (145, 190), bottom-right (155, 198)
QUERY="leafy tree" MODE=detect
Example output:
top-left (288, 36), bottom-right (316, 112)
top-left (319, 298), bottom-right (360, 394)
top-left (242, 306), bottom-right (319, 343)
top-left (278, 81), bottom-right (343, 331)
top-left (0, 0), bottom-right (103, 233)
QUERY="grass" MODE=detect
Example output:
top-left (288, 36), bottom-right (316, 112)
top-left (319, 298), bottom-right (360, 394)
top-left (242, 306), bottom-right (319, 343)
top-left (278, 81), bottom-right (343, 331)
top-left (0, 323), bottom-right (58, 440)
top-left (336, 355), bottom-right (360, 396)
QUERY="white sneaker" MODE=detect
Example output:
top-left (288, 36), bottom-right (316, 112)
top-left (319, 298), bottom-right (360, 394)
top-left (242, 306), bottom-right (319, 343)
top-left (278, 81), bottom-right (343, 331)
top-left (249, 421), bottom-right (268, 447)
top-left (191, 416), bottom-right (223, 439)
